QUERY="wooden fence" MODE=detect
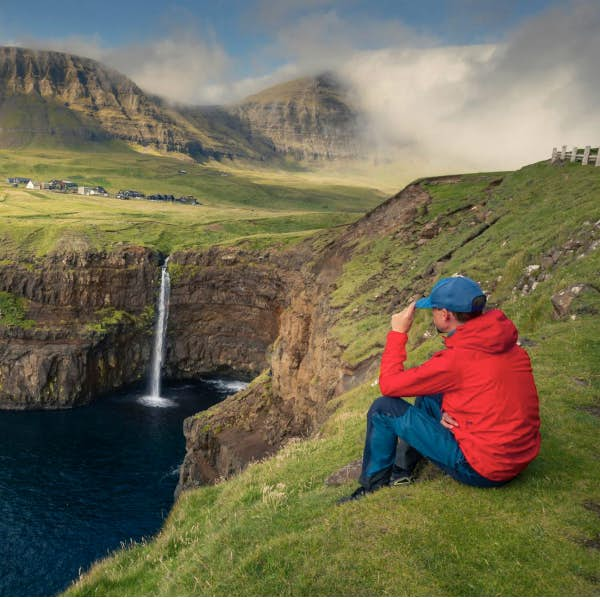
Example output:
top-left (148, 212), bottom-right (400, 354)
top-left (551, 145), bottom-right (600, 166)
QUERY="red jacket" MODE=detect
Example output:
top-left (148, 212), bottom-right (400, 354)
top-left (379, 309), bottom-right (540, 481)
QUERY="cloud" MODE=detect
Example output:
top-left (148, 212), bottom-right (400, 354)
top-left (105, 33), bottom-right (232, 105)
top-left (259, 9), bottom-right (434, 77)
top-left (17, 35), bottom-right (108, 67)
top-left (340, 0), bottom-right (600, 170)
top-left (13, 28), bottom-right (234, 106)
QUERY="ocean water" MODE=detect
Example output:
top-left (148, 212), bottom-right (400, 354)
top-left (0, 378), bottom-right (246, 597)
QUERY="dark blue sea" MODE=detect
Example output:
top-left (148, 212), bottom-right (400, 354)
top-left (0, 378), bottom-right (245, 597)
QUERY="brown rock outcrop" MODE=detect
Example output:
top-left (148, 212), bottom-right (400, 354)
top-left (165, 246), bottom-right (301, 379)
top-left (551, 284), bottom-right (600, 318)
top-left (0, 323), bottom-right (151, 409)
top-left (0, 246), bottom-right (157, 310)
top-left (0, 246), bottom-right (159, 409)
top-left (231, 73), bottom-right (363, 160)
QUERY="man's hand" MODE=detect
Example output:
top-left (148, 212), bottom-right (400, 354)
top-left (391, 301), bottom-right (417, 333)
top-left (441, 412), bottom-right (459, 430)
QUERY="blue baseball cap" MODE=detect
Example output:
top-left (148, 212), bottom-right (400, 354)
top-left (415, 276), bottom-right (486, 313)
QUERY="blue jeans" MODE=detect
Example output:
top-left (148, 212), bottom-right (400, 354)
top-left (359, 395), bottom-right (510, 490)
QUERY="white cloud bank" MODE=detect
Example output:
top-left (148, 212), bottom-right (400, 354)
top-left (339, 2), bottom-right (600, 170)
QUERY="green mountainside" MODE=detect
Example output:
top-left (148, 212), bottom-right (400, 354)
top-left (0, 93), bottom-right (108, 148)
top-left (65, 161), bottom-right (600, 596)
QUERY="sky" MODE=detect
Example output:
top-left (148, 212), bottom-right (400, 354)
top-left (1, 0), bottom-right (599, 170)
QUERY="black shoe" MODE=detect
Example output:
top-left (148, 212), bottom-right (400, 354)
top-left (390, 474), bottom-right (414, 486)
top-left (336, 486), bottom-right (371, 505)
top-left (390, 462), bottom-right (421, 486)
top-left (337, 482), bottom-right (391, 504)
top-left (389, 469), bottom-right (415, 486)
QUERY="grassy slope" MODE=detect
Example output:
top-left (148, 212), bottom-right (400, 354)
top-left (0, 93), bottom-right (108, 149)
top-left (0, 145), bottom-right (385, 258)
top-left (65, 161), bottom-right (600, 596)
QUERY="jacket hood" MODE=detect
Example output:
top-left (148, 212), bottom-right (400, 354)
top-left (444, 309), bottom-right (518, 354)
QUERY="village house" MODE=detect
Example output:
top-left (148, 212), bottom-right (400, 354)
top-left (116, 190), bottom-right (145, 199)
top-left (78, 186), bottom-right (108, 197)
top-left (177, 195), bottom-right (200, 205)
top-left (49, 180), bottom-right (78, 192)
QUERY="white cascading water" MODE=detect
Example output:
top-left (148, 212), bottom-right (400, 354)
top-left (148, 257), bottom-right (171, 399)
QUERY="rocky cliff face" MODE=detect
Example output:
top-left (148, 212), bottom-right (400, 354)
top-left (0, 243), bottom-right (305, 409)
top-left (0, 246), bottom-right (159, 408)
top-left (165, 246), bottom-right (305, 379)
top-left (175, 184), bottom-right (432, 494)
top-left (0, 246), bottom-right (158, 309)
top-left (0, 323), bottom-right (151, 409)
top-left (0, 46), bottom-right (192, 152)
top-left (231, 73), bottom-right (363, 160)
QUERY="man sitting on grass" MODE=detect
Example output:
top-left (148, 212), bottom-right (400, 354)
top-left (339, 276), bottom-right (541, 504)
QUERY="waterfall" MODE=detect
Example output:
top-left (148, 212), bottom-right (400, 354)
top-left (148, 257), bottom-right (171, 399)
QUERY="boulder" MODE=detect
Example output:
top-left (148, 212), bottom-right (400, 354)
top-left (325, 460), bottom-right (362, 486)
top-left (551, 284), bottom-right (600, 317)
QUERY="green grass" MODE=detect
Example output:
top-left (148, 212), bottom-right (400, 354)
top-left (0, 291), bottom-right (35, 328)
top-left (65, 319), bottom-right (599, 596)
top-left (330, 163), bottom-right (600, 366)
top-left (0, 144), bottom-right (385, 258)
top-left (0, 188), bottom-right (360, 257)
top-left (65, 160), bottom-right (600, 596)
top-left (0, 93), bottom-right (106, 149)
top-left (0, 144), bottom-right (385, 212)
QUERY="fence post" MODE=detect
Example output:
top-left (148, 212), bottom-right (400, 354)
top-left (595, 148), bottom-right (600, 167)
top-left (561, 145), bottom-right (567, 160)
top-left (571, 146), bottom-right (578, 162)
top-left (582, 146), bottom-right (591, 165)
top-left (551, 147), bottom-right (558, 162)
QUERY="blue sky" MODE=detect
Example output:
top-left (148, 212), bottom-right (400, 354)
top-left (1, 1), bottom-right (559, 47)
top-left (1, 0), bottom-right (597, 170)
top-left (1, 1), bottom-right (560, 77)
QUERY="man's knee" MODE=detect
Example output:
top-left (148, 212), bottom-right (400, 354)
top-left (368, 395), bottom-right (411, 418)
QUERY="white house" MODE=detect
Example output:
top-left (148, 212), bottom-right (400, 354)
top-left (78, 186), bottom-right (108, 197)
top-left (90, 186), bottom-right (108, 197)
top-left (26, 180), bottom-right (41, 190)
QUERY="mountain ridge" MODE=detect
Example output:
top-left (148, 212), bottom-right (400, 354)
top-left (231, 72), bottom-right (364, 160)
top-left (0, 46), bottom-right (362, 161)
